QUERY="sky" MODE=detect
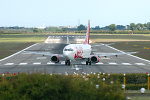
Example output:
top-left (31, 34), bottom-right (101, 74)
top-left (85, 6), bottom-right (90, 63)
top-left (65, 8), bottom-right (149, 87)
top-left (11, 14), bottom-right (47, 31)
top-left (0, 0), bottom-right (150, 27)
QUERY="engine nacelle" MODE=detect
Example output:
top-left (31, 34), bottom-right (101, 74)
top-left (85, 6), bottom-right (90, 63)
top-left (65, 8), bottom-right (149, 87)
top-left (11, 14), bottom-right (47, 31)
top-left (91, 55), bottom-right (100, 63)
top-left (51, 55), bottom-right (60, 63)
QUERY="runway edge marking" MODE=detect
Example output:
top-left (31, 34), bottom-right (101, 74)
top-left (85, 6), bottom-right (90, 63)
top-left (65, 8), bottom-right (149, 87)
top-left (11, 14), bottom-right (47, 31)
top-left (44, 36), bottom-right (50, 43)
top-left (0, 43), bottom-right (38, 62)
top-left (105, 44), bottom-right (150, 63)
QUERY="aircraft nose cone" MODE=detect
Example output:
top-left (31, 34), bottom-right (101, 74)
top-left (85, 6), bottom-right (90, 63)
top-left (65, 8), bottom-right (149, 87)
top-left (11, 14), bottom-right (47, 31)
top-left (63, 51), bottom-right (71, 59)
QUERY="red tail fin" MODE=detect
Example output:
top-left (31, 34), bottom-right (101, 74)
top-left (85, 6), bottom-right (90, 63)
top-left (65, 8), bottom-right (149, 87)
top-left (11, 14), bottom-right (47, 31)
top-left (83, 20), bottom-right (90, 44)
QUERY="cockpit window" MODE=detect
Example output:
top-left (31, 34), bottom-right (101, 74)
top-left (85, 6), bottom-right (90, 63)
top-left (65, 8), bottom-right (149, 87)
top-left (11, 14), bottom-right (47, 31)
top-left (64, 48), bottom-right (73, 51)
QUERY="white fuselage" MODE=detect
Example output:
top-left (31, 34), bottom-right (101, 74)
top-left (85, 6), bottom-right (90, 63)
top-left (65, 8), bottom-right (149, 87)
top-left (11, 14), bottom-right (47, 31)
top-left (63, 44), bottom-right (91, 61)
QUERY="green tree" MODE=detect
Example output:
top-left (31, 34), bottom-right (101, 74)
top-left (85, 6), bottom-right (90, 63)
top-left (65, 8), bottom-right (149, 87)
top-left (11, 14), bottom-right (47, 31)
top-left (108, 24), bottom-right (117, 31)
top-left (33, 28), bottom-right (38, 33)
top-left (147, 22), bottom-right (150, 30)
top-left (143, 23), bottom-right (148, 30)
top-left (130, 23), bottom-right (136, 31)
top-left (136, 23), bottom-right (143, 30)
top-left (94, 26), bottom-right (100, 30)
top-left (77, 24), bottom-right (86, 31)
top-left (62, 28), bottom-right (67, 32)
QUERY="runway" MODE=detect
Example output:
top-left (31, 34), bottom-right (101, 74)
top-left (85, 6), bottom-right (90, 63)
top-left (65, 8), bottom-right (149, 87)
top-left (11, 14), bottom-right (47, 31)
top-left (0, 35), bottom-right (150, 74)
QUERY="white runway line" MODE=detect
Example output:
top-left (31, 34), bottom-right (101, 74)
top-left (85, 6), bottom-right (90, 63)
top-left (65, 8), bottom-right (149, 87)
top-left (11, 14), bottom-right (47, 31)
top-left (19, 63), bottom-right (27, 65)
top-left (45, 36), bottom-right (60, 43)
top-left (61, 61), bottom-right (65, 64)
top-left (67, 35), bottom-right (69, 44)
top-left (0, 43), bottom-right (38, 62)
top-left (101, 58), bottom-right (110, 59)
top-left (5, 63), bottom-right (14, 65)
top-left (36, 57), bottom-right (47, 59)
top-left (96, 62), bottom-right (103, 65)
top-left (33, 62), bottom-right (41, 65)
top-left (122, 63), bottom-right (132, 65)
top-left (135, 63), bottom-right (145, 65)
top-left (47, 62), bottom-right (55, 65)
top-left (108, 62), bottom-right (117, 65)
top-left (44, 36), bottom-right (50, 43)
top-left (81, 62), bottom-right (86, 64)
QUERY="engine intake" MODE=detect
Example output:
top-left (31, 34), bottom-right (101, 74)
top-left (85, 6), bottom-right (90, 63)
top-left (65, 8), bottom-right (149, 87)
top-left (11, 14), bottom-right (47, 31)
top-left (91, 55), bottom-right (99, 63)
top-left (51, 55), bottom-right (60, 63)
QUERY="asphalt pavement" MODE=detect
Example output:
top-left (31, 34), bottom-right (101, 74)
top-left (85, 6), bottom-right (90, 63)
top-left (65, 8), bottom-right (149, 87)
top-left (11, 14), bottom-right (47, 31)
top-left (0, 35), bottom-right (150, 75)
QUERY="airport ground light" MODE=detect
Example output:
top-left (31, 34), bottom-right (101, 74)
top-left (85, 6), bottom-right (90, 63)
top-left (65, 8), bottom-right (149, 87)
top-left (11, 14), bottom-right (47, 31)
top-left (0, 72), bottom-right (150, 91)
top-left (81, 72), bottom-right (150, 91)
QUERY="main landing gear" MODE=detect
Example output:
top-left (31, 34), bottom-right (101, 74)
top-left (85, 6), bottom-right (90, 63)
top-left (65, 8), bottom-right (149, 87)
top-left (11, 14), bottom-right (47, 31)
top-left (65, 60), bottom-right (71, 65)
top-left (86, 59), bottom-right (91, 65)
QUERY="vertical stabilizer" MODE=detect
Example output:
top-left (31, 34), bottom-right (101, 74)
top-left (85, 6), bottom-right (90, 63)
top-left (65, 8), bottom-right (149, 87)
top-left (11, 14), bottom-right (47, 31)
top-left (83, 20), bottom-right (90, 44)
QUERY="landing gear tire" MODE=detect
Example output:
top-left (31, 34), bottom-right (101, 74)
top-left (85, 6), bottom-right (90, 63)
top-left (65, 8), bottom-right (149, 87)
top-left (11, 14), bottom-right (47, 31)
top-left (65, 62), bottom-right (67, 65)
top-left (86, 61), bottom-right (88, 65)
top-left (89, 61), bottom-right (91, 65)
top-left (86, 61), bottom-right (91, 65)
top-left (68, 62), bottom-right (70, 65)
top-left (65, 60), bottom-right (71, 66)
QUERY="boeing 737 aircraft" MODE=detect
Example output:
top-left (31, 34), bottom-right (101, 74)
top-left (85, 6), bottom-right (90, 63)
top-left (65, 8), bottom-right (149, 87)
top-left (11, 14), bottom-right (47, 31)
top-left (25, 20), bottom-right (137, 65)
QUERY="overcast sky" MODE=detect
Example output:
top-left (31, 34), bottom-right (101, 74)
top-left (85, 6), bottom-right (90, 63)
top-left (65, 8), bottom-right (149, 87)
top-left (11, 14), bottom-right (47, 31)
top-left (0, 0), bottom-right (150, 27)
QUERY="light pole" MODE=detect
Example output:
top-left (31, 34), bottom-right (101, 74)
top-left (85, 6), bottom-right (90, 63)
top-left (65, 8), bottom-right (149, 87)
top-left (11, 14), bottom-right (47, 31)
top-left (103, 78), bottom-right (105, 87)
top-left (148, 74), bottom-right (149, 90)
top-left (123, 74), bottom-right (126, 92)
top-left (2, 73), bottom-right (4, 83)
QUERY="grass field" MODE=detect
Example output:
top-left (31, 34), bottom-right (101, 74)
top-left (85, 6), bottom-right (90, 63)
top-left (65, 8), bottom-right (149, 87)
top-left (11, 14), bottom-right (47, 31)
top-left (111, 41), bottom-right (150, 60)
top-left (90, 34), bottom-right (150, 60)
top-left (90, 34), bottom-right (150, 42)
top-left (0, 34), bottom-right (48, 59)
top-left (0, 34), bottom-right (150, 60)
top-left (131, 97), bottom-right (150, 100)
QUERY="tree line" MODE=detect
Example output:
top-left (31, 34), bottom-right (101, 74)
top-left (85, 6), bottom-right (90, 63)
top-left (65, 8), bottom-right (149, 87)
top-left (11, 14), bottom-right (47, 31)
top-left (1, 22), bottom-right (150, 33)
top-left (0, 72), bottom-right (149, 99)
top-left (0, 73), bottom-right (125, 100)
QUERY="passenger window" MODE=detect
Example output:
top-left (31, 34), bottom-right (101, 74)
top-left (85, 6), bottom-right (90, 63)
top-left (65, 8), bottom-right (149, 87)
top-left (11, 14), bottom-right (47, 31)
top-left (64, 48), bottom-right (73, 51)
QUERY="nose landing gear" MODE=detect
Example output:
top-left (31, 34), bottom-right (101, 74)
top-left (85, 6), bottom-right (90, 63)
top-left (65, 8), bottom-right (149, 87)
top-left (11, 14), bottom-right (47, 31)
top-left (65, 60), bottom-right (71, 65)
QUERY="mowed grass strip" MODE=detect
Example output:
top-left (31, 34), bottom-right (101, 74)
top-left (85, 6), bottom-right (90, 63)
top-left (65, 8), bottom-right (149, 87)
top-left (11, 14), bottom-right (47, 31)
top-left (111, 41), bottom-right (150, 60)
top-left (0, 42), bottom-right (34, 59)
top-left (0, 34), bottom-right (49, 43)
top-left (90, 34), bottom-right (150, 42)
top-left (0, 34), bottom-right (48, 59)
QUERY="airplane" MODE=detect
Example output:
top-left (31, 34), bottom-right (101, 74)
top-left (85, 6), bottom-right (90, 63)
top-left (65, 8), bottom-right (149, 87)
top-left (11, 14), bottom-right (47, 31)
top-left (24, 20), bottom-right (137, 65)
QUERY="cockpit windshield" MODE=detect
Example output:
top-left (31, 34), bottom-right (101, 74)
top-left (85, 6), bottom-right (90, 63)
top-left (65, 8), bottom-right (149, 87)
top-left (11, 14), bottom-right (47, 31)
top-left (64, 48), bottom-right (73, 51)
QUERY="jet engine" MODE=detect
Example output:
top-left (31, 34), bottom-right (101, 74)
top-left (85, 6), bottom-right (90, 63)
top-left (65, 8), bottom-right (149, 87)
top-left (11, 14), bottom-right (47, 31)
top-left (51, 55), bottom-right (60, 63)
top-left (91, 55), bottom-right (100, 63)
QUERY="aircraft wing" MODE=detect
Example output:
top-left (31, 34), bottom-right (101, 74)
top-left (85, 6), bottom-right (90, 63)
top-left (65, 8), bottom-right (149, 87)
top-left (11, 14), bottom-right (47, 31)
top-left (23, 51), bottom-right (64, 57)
top-left (92, 43), bottom-right (115, 47)
top-left (96, 52), bottom-right (137, 57)
top-left (83, 52), bottom-right (137, 58)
